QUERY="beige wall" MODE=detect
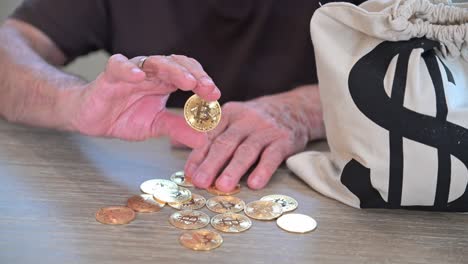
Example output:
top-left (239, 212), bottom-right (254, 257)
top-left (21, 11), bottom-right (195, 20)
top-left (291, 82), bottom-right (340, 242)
top-left (0, 0), bottom-right (107, 81)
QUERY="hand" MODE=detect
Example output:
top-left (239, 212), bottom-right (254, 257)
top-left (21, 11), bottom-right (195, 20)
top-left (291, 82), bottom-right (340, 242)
top-left (184, 85), bottom-right (325, 191)
top-left (65, 54), bottom-right (220, 148)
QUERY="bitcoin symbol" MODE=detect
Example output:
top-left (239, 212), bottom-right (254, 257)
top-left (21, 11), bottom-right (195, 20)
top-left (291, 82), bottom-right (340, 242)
top-left (179, 215), bottom-right (199, 223)
top-left (343, 38), bottom-right (468, 211)
top-left (220, 201), bottom-right (235, 209)
top-left (191, 103), bottom-right (216, 124)
top-left (274, 198), bottom-right (287, 207)
top-left (196, 234), bottom-right (212, 245)
top-left (221, 218), bottom-right (241, 226)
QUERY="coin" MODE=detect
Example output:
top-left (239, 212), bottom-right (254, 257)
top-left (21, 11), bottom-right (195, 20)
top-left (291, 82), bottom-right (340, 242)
top-left (276, 214), bottom-right (317, 233)
top-left (206, 184), bottom-right (240, 196)
top-left (211, 213), bottom-right (252, 233)
top-left (244, 200), bottom-right (283, 220)
top-left (154, 186), bottom-right (192, 203)
top-left (169, 210), bottom-right (210, 230)
top-left (95, 206), bottom-right (136, 225)
top-left (206, 196), bottom-right (245, 213)
top-left (140, 179), bottom-right (178, 195)
top-left (184, 94), bottom-right (222, 132)
top-left (260, 194), bottom-right (298, 213)
top-left (169, 193), bottom-right (206, 210)
top-left (170, 171), bottom-right (194, 188)
top-left (179, 229), bottom-right (223, 251)
top-left (127, 194), bottom-right (165, 213)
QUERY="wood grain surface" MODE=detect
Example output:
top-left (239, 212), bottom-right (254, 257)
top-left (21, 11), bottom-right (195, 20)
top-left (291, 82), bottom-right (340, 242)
top-left (0, 120), bottom-right (466, 264)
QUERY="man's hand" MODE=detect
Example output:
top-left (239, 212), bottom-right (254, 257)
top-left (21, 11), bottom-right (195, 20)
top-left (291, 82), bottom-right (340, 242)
top-left (66, 54), bottom-right (220, 148)
top-left (184, 85), bottom-right (325, 191)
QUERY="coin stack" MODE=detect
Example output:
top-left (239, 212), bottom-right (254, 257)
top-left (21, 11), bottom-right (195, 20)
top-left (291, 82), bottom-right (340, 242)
top-left (95, 170), bottom-right (317, 251)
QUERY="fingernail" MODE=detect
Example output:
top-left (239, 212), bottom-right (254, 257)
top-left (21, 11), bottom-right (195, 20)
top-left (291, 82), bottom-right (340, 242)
top-left (186, 73), bottom-right (196, 81)
top-left (132, 68), bottom-right (143, 74)
top-left (201, 77), bottom-right (215, 86)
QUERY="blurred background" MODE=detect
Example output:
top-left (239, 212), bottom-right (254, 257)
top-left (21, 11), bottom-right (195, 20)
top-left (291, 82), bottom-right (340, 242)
top-left (0, 0), bottom-right (108, 81)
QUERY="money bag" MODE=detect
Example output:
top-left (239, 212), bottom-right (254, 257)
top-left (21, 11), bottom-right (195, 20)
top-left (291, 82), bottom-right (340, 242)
top-left (287, 0), bottom-right (468, 211)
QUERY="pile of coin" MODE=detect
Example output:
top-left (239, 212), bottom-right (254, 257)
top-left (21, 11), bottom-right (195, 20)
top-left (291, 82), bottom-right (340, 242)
top-left (95, 170), bottom-right (317, 251)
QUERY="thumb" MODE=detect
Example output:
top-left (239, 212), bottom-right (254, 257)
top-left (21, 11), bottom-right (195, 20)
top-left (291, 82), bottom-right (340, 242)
top-left (153, 111), bottom-right (207, 148)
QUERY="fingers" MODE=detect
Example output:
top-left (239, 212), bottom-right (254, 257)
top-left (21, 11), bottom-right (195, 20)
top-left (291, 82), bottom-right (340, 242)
top-left (191, 125), bottom-right (249, 189)
top-left (152, 110), bottom-right (207, 149)
top-left (105, 54), bottom-right (146, 83)
top-left (247, 140), bottom-right (291, 190)
top-left (134, 54), bottom-right (220, 101)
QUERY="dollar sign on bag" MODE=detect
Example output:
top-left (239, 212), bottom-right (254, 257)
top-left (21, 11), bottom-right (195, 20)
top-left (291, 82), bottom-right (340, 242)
top-left (341, 38), bottom-right (468, 211)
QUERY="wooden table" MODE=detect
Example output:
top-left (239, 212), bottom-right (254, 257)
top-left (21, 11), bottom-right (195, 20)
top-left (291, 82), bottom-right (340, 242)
top-left (0, 120), bottom-right (466, 264)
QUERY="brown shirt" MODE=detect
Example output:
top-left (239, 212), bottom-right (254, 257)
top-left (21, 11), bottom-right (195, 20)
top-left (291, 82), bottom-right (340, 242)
top-left (11, 0), bottom-right (362, 107)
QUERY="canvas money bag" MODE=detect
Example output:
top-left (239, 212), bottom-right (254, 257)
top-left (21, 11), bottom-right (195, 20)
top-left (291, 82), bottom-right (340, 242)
top-left (287, 0), bottom-right (468, 211)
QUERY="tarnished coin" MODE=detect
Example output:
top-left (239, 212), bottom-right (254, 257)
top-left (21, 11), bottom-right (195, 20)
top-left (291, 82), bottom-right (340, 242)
top-left (206, 184), bottom-right (240, 196)
top-left (140, 179), bottom-right (178, 195)
top-left (169, 210), bottom-right (210, 230)
top-left (169, 193), bottom-right (206, 210)
top-left (276, 214), bottom-right (317, 233)
top-left (154, 186), bottom-right (192, 203)
top-left (95, 206), bottom-right (136, 225)
top-left (184, 94), bottom-right (221, 132)
top-left (127, 194), bottom-right (165, 213)
top-left (180, 229), bottom-right (223, 251)
top-left (261, 194), bottom-right (298, 213)
top-left (206, 196), bottom-right (245, 213)
top-left (244, 200), bottom-right (283, 220)
top-left (211, 213), bottom-right (252, 233)
top-left (170, 171), bottom-right (194, 188)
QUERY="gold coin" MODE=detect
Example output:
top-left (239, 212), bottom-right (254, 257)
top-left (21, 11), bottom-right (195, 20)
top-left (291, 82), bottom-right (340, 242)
top-left (206, 196), bottom-right (245, 214)
top-left (260, 194), bottom-right (298, 213)
top-left (179, 229), bottom-right (223, 251)
top-left (184, 94), bottom-right (221, 132)
top-left (140, 179), bottom-right (178, 195)
top-left (244, 200), bottom-right (283, 220)
top-left (206, 184), bottom-right (240, 196)
top-left (169, 193), bottom-right (206, 210)
top-left (127, 194), bottom-right (165, 213)
top-left (154, 186), bottom-right (192, 203)
top-left (169, 210), bottom-right (210, 230)
top-left (170, 171), bottom-right (194, 188)
top-left (95, 206), bottom-right (136, 225)
top-left (276, 213), bottom-right (317, 233)
top-left (211, 213), bottom-right (252, 233)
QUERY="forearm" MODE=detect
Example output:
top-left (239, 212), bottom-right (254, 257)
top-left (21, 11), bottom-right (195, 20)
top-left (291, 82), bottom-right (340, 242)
top-left (0, 23), bottom-right (85, 131)
top-left (251, 84), bottom-right (326, 141)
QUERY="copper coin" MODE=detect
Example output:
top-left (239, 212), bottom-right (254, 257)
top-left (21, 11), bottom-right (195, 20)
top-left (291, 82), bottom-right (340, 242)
top-left (170, 171), bottom-right (194, 188)
top-left (260, 194), bottom-right (298, 213)
top-left (95, 206), bottom-right (136, 225)
top-left (206, 184), bottom-right (241, 196)
top-left (244, 200), bottom-right (283, 220)
top-left (211, 213), bottom-right (252, 233)
top-left (184, 94), bottom-right (222, 132)
top-left (169, 210), bottom-right (210, 230)
top-left (127, 194), bottom-right (165, 213)
top-left (206, 196), bottom-right (245, 214)
top-left (169, 193), bottom-right (206, 210)
top-left (180, 229), bottom-right (223, 251)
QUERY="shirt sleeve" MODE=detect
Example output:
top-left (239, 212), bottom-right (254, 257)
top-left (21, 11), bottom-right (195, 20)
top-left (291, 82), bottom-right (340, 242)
top-left (10, 0), bottom-right (110, 63)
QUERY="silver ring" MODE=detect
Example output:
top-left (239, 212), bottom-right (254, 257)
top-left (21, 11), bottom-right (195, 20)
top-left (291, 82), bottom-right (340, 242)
top-left (138, 56), bottom-right (149, 69)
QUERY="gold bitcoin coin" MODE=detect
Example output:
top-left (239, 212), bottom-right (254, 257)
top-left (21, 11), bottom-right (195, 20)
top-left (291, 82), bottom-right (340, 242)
top-left (206, 196), bottom-right (245, 213)
top-left (276, 213), bottom-right (317, 233)
top-left (184, 94), bottom-right (221, 132)
top-left (170, 171), bottom-right (194, 188)
top-left (244, 200), bottom-right (283, 220)
top-left (211, 213), bottom-right (252, 233)
top-left (154, 186), bottom-right (192, 203)
top-left (260, 194), bottom-right (298, 213)
top-left (169, 193), bottom-right (206, 210)
top-left (169, 210), bottom-right (210, 230)
top-left (206, 184), bottom-right (240, 196)
top-left (179, 229), bottom-right (223, 251)
top-left (95, 206), bottom-right (136, 225)
top-left (127, 194), bottom-right (165, 213)
top-left (140, 179), bottom-right (178, 195)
